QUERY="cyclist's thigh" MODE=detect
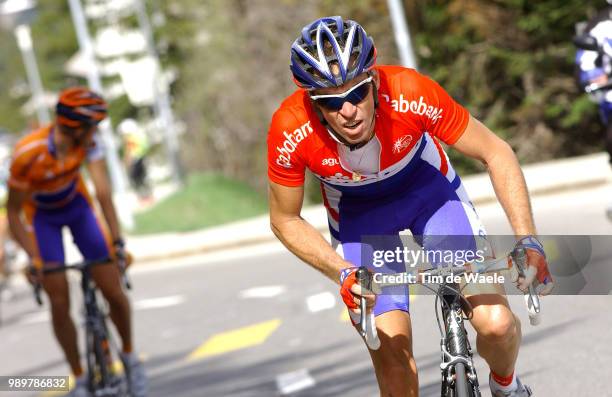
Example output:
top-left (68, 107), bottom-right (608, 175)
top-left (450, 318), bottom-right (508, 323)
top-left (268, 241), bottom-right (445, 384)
top-left (90, 263), bottom-right (124, 302)
top-left (407, 163), bottom-right (487, 262)
top-left (31, 209), bottom-right (66, 267)
top-left (67, 195), bottom-right (112, 261)
top-left (332, 196), bottom-right (412, 316)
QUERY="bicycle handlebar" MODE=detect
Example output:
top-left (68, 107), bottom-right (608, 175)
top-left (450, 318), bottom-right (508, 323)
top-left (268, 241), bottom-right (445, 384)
top-left (32, 258), bottom-right (131, 306)
top-left (511, 248), bottom-right (541, 325)
top-left (418, 251), bottom-right (541, 325)
top-left (358, 249), bottom-right (543, 350)
top-left (585, 81), bottom-right (612, 94)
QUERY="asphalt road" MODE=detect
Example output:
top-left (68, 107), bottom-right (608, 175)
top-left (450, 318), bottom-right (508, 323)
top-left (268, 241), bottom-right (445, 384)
top-left (1, 183), bottom-right (612, 397)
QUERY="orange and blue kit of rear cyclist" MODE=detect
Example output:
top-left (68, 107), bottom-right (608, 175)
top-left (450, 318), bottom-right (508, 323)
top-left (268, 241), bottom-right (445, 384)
top-left (8, 125), bottom-right (112, 269)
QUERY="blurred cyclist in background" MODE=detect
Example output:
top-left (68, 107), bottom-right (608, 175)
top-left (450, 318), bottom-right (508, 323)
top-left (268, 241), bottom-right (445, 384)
top-left (0, 137), bottom-right (21, 302)
top-left (5, 87), bottom-right (147, 397)
top-left (574, 2), bottom-right (612, 217)
top-left (118, 119), bottom-right (153, 205)
top-left (268, 16), bottom-right (552, 397)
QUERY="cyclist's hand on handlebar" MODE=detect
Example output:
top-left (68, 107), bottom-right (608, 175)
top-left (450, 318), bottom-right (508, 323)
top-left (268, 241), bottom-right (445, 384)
top-left (339, 267), bottom-right (376, 314)
top-left (514, 236), bottom-right (554, 296)
top-left (24, 257), bottom-right (44, 285)
top-left (113, 238), bottom-right (133, 270)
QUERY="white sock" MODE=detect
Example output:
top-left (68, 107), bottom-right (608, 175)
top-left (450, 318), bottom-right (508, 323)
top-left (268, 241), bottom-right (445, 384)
top-left (74, 374), bottom-right (87, 387)
top-left (121, 351), bottom-right (137, 364)
top-left (490, 372), bottom-right (518, 393)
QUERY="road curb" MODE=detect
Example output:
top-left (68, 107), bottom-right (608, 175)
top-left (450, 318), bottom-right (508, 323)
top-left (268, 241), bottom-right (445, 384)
top-left (129, 152), bottom-right (612, 265)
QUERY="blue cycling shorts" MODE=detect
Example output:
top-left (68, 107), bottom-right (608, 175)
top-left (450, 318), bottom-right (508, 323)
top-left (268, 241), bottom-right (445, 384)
top-left (323, 134), bottom-right (487, 316)
top-left (26, 193), bottom-right (112, 268)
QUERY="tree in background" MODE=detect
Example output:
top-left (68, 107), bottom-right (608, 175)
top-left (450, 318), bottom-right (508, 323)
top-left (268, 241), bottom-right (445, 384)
top-left (410, 0), bottom-right (603, 172)
top-left (165, 0), bottom-right (605, 194)
top-left (0, 0), bottom-right (607, 199)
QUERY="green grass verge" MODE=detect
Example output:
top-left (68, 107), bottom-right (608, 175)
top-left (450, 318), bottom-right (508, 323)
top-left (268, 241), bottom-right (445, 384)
top-left (132, 173), bottom-right (268, 235)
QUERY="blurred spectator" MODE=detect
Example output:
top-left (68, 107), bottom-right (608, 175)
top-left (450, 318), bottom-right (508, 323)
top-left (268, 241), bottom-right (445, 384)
top-left (574, 3), bottom-right (612, 219)
top-left (575, 4), bottom-right (612, 158)
top-left (118, 119), bottom-right (153, 205)
top-left (0, 142), bottom-right (20, 301)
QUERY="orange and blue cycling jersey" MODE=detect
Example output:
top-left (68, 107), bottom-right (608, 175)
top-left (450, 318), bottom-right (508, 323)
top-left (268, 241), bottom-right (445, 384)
top-left (268, 65), bottom-right (487, 316)
top-left (8, 125), bottom-right (111, 267)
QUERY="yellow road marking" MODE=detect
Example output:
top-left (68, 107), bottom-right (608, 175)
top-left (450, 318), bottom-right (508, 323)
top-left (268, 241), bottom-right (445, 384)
top-left (186, 319), bottom-right (281, 362)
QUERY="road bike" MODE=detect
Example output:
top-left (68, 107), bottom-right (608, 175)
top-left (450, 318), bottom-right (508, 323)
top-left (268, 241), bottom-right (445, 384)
top-left (34, 258), bottom-right (133, 397)
top-left (356, 247), bottom-right (541, 397)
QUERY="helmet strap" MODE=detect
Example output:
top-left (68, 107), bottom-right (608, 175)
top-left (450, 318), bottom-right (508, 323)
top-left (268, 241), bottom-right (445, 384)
top-left (368, 71), bottom-right (379, 110)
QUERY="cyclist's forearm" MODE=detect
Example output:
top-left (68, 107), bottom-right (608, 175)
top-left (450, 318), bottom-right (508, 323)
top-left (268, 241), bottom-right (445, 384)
top-left (97, 194), bottom-right (122, 241)
top-left (271, 217), bottom-right (350, 283)
top-left (6, 211), bottom-right (38, 259)
top-left (485, 144), bottom-right (537, 237)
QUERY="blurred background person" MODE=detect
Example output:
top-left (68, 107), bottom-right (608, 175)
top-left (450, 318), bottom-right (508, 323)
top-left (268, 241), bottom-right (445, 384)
top-left (118, 118), bottom-right (153, 206)
top-left (0, 135), bottom-right (24, 302)
top-left (6, 87), bottom-right (147, 397)
top-left (574, 1), bottom-right (612, 218)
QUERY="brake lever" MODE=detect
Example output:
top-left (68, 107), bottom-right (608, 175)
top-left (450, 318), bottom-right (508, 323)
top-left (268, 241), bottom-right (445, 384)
top-left (34, 283), bottom-right (43, 306)
top-left (117, 259), bottom-right (132, 290)
top-left (512, 248), bottom-right (541, 325)
top-left (355, 266), bottom-right (380, 350)
top-left (356, 267), bottom-right (369, 338)
top-left (28, 266), bottom-right (43, 306)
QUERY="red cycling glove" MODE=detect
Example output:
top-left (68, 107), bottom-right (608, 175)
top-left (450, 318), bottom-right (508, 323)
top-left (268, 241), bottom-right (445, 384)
top-left (515, 236), bottom-right (554, 294)
top-left (339, 267), bottom-right (360, 309)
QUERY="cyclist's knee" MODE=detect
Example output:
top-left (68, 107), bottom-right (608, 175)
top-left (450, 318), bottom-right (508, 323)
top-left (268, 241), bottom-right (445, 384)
top-left (100, 284), bottom-right (128, 308)
top-left (381, 358), bottom-right (413, 379)
top-left (48, 295), bottom-right (71, 319)
top-left (474, 305), bottom-right (518, 343)
top-left (42, 274), bottom-right (70, 311)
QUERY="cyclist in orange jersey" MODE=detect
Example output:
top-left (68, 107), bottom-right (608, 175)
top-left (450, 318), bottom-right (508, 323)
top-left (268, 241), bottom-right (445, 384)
top-left (6, 87), bottom-right (147, 397)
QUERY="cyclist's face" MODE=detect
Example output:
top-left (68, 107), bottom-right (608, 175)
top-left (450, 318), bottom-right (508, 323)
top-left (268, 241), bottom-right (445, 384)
top-left (311, 71), bottom-right (379, 144)
top-left (58, 123), bottom-right (97, 146)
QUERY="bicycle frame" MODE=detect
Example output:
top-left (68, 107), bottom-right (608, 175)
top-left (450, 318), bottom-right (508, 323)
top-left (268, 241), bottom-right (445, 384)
top-left (438, 283), bottom-right (481, 396)
top-left (34, 258), bottom-right (132, 397)
top-left (79, 262), bottom-right (120, 395)
top-left (357, 247), bottom-right (540, 396)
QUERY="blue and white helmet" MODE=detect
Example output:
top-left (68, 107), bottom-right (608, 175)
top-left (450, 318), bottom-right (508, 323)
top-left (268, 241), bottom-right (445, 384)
top-left (290, 16), bottom-right (376, 90)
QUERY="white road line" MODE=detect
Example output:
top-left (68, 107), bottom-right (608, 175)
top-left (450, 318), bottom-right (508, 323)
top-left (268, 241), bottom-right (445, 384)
top-left (306, 292), bottom-right (336, 313)
top-left (130, 241), bottom-right (289, 274)
top-left (238, 286), bottom-right (286, 299)
top-left (133, 295), bottom-right (186, 310)
top-left (276, 368), bottom-right (316, 395)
